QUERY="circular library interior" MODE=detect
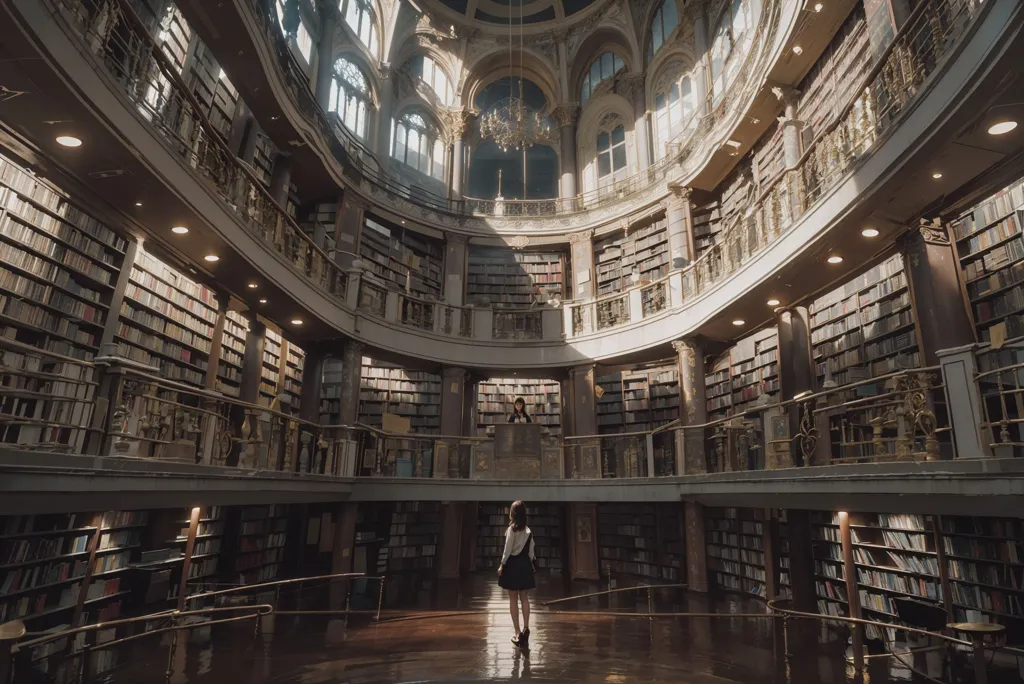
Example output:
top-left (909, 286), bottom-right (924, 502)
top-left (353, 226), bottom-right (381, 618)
top-left (1, 0), bottom-right (1024, 681)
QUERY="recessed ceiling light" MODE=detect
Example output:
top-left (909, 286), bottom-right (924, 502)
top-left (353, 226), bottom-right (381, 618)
top-left (290, 318), bottom-right (303, 325)
top-left (259, 298), bottom-right (268, 304)
top-left (792, 46), bottom-right (804, 55)
top-left (814, 2), bottom-right (823, 11)
top-left (732, 319), bottom-right (745, 326)
top-left (827, 255), bottom-right (843, 264)
top-left (135, 202), bottom-right (143, 207)
top-left (56, 136), bottom-right (82, 147)
top-left (932, 172), bottom-right (943, 179)
top-left (248, 282), bottom-right (258, 289)
top-left (171, 226), bottom-right (189, 235)
top-left (203, 254), bottom-right (219, 262)
top-left (725, 139), bottom-right (742, 148)
top-left (767, 299), bottom-right (781, 307)
top-left (861, 228), bottom-right (879, 237)
top-left (988, 121), bottom-right (1018, 136)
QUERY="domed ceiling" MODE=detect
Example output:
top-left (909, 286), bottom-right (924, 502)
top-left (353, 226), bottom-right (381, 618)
top-left (427, 0), bottom-right (609, 27)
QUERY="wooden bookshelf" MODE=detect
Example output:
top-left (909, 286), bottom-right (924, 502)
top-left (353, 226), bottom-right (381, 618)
top-left (186, 40), bottom-right (238, 141)
top-left (593, 221), bottom-right (668, 296)
top-left (361, 217), bottom-right (444, 299)
top-left (167, 506), bottom-right (224, 602)
top-left (704, 328), bottom-right (780, 421)
top-left (359, 357), bottom-right (441, 434)
top-left (950, 179), bottom-right (1024, 343)
top-left (809, 510), bottom-right (850, 642)
top-left (476, 377), bottom-right (561, 436)
top-left (228, 505), bottom-right (288, 585)
top-left (217, 310), bottom-right (247, 398)
top-left (282, 341), bottom-right (305, 415)
top-left (121, 249), bottom-right (217, 388)
top-left (809, 254), bottom-right (919, 387)
top-left (598, 504), bottom-right (681, 581)
top-left (251, 130), bottom-right (277, 188)
top-left (692, 201), bottom-right (723, 257)
top-left (475, 503), bottom-right (564, 573)
top-left (320, 357), bottom-right (344, 425)
top-left (261, 324), bottom-right (283, 405)
top-left (386, 501), bottom-right (440, 573)
top-left (467, 247), bottom-right (565, 306)
top-left (596, 361), bottom-right (680, 434)
top-left (706, 508), bottom-right (768, 598)
top-left (778, 511), bottom-right (792, 600)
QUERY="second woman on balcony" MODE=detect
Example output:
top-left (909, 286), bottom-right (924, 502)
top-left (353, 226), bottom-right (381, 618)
top-left (508, 397), bottom-right (532, 424)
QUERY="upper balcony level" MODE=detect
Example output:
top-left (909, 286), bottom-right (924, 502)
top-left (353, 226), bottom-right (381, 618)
top-left (1, 0), bottom-right (1023, 370)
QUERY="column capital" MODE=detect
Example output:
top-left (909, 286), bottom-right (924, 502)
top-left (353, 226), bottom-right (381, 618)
top-left (342, 192), bottom-right (369, 212)
top-left (551, 103), bottom-right (581, 129)
top-left (446, 231), bottom-right (469, 245)
top-left (439, 107), bottom-right (473, 143)
top-left (379, 62), bottom-right (394, 81)
top-left (770, 84), bottom-right (801, 106)
top-left (671, 337), bottom-right (703, 355)
top-left (914, 217), bottom-right (950, 245)
top-left (619, 73), bottom-right (646, 99)
top-left (568, 363), bottom-right (596, 377)
top-left (316, 0), bottom-right (340, 21)
top-left (567, 229), bottom-right (594, 245)
top-left (666, 182), bottom-right (694, 209)
top-left (442, 366), bottom-right (468, 380)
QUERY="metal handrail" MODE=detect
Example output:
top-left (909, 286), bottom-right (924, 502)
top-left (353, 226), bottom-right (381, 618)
top-left (182, 572), bottom-right (372, 605)
top-left (540, 583), bottom-right (687, 606)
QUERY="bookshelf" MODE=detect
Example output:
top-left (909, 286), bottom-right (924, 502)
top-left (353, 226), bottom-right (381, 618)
top-left (704, 328), bottom-right (779, 421)
top-left (596, 361), bottom-right (680, 434)
top-left (359, 357), bottom-right (441, 434)
top-left (167, 506), bottom-right (224, 603)
top-left (300, 202), bottom-right (337, 251)
top-left (386, 501), bottom-right (440, 574)
top-left (593, 221), bottom-right (669, 296)
top-left (466, 247), bottom-right (565, 307)
top-left (476, 377), bottom-right (562, 436)
top-left (251, 130), bottom-right (277, 188)
top-left (120, 249), bottom-right (217, 388)
top-left (361, 217), bottom-right (444, 299)
top-left (598, 504), bottom-right (682, 581)
top-left (706, 508), bottom-right (768, 598)
top-left (809, 254), bottom-right (919, 387)
top-left (940, 515), bottom-right (1023, 635)
top-left (320, 357), bottom-right (344, 425)
top-left (261, 325), bottom-right (283, 405)
top-left (810, 511), bottom-right (849, 628)
top-left (186, 40), bottom-right (238, 141)
top-left (229, 505), bottom-right (288, 585)
top-left (692, 201), bottom-right (723, 257)
top-left (949, 179), bottom-right (1024, 343)
top-left (778, 512), bottom-right (792, 600)
top-left (282, 340), bottom-right (305, 415)
top-left (475, 503), bottom-right (564, 573)
top-left (217, 310), bottom-right (248, 399)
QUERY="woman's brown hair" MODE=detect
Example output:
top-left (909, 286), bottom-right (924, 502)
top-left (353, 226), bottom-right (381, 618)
top-left (509, 500), bottom-right (527, 532)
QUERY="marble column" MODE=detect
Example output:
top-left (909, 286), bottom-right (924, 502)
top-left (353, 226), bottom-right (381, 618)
top-left (268, 153), bottom-right (292, 207)
top-left (684, 501), bottom-right (708, 592)
top-left (901, 219), bottom-right (976, 364)
top-left (623, 74), bottom-right (650, 172)
top-left (772, 86), bottom-right (803, 170)
top-left (673, 337), bottom-right (708, 475)
top-left (443, 108), bottom-right (471, 201)
top-left (374, 64), bottom-right (395, 162)
top-left (333, 193), bottom-right (365, 268)
top-left (552, 104), bottom-right (580, 200)
top-left (568, 229), bottom-right (595, 300)
top-left (337, 339), bottom-right (363, 426)
top-left (313, 1), bottom-right (339, 111)
top-left (440, 367), bottom-right (467, 436)
top-left (665, 183), bottom-right (696, 268)
top-left (443, 233), bottom-right (467, 306)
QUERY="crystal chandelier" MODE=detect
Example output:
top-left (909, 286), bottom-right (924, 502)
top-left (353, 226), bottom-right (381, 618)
top-left (479, 0), bottom-right (553, 152)
top-left (481, 97), bottom-right (553, 152)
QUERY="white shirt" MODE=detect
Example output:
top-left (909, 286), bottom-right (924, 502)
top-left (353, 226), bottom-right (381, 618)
top-left (500, 525), bottom-right (536, 567)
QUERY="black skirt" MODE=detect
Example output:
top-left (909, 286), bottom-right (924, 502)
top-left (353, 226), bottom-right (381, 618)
top-left (498, 539), bottom-right (536, 591)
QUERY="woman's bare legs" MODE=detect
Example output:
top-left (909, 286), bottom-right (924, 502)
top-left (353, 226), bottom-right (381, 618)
top-left (508, 589), bottom-right (521, 635)
top-left (520, 591), bottom-right (530, 632)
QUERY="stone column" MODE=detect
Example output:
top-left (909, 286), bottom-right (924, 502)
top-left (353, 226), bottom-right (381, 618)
top-left (777, 306), bottom-right (819, 466)
top-left (441, 367), bottom-right (467, 436)
top-left (684, 501), bottom-right (708, 592)
top-left (443, 233), bottom-right (468, 306)
top-left (692, 5), bottom-right (712, 115)
top-left (568, 503), bottom-right (599, 580)
top-left (313, 1), bottom-right (339, 111)
top-left (568, 229), bottom-right (595, 300)
top-left (443, 108), bottom-right (471, 201)
top-left (269, 153), bottom-right (292, 207)
top-left (673, 337), bottom-right (707, 475)
top-left (552, 104), bottom-right (580, 200)
top-left (665, 183), bottom-right (696, 268)
top-left (623, 74), bottom-right (650, 172)
top-left (569, 364), bottom-right (598, 437)
top-left (772, 86), bottom-right (803, 170)
top-left (329, 502), bottom-right (358, 608)
top-left (437, 503), bottom-right (465, 579)
top-left (374, 64), bottom-right (395, 162)
top-left (337, 339), bottom-right (364, 426)
top-left (333, 194), bottom-right (365, 268)
top-left (901, 219), bottom-right (976, 364)
top-left (298, 343), bottom-right (326, 424)
top-left (238, 317), bottom-right (266, 405)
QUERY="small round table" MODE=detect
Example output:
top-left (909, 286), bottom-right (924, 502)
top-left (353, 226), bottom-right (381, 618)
top-left (947, 622), bottom-right (1005, 684)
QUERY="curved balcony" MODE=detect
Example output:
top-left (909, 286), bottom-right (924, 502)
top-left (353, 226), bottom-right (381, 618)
top-left (9, 0), bottom-right (1018, 369)
top-left (225, 0), bottom-right (799, 234)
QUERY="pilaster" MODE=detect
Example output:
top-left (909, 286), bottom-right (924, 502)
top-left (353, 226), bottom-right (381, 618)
top-left (683, 501), bottom-right (708, 592)
top-left (440, 366), bottom-right (468, 436)
top-left (329, 502), bottom-right (358, 608)
top-left (333, 193), bottom-right (366, 268)
top-left (568, 363), bottom-right (597, 436)
top-left (552, 104), bottom-right (580, 199)
top-left (568, 229), bottom-right (595, 300)
top-left (772, 85), bottom-right (803, 170)
top-left (443, 232), bottom-right (468, 306)
top-left (622, 73), bottom-right (650, 171)
top-left (337, 339), bottom-right (363, 426)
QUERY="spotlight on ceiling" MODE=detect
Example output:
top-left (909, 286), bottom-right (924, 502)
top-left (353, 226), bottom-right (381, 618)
top-left (732, 319), bottom-right (745, 326)
top-left (203, 254), bottom-right (219, 262)
top-left (827, 255), bottom-right (843, 264)
top-left (767, 299), bottom-right (781, 307)
top-left (56, 136), bottom-right (82, 148)
top-left (988, 121), bottom-right (1018, 136)
top-left (861, 228), bottom-right (879, 237)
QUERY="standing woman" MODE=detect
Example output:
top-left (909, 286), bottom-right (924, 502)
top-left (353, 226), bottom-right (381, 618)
top-left (508, 397), bottom-right (532, 424)
top-left (498, 500), bottom-right (536, 648)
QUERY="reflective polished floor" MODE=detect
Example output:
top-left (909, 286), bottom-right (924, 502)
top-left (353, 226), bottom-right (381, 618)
top-left (96, 573), bottom-right (996, 684)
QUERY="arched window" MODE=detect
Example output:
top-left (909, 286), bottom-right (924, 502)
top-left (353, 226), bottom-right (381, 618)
top-left (597, 124), bottom-right (628, 187)
top-left (711, 0), bottom-right (753, 94)
top-left (580, 52), bottom-right (625, 104)
top-left (329, 57), bottom-right (371, 139)
top-left (340, 0), bottom-right (379, 56)
top-left (407, 55), bottom-right (454, 106)
top-left (392, 112), bottom-right (446, 181)
top-left (647, 0), bottom-right (679, 63)
top-left (652, 64), bottom-right (695, 158)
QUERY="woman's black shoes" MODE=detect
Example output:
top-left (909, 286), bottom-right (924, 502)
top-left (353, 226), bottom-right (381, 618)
top-left (513, 628), bottom-right (530, 649)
